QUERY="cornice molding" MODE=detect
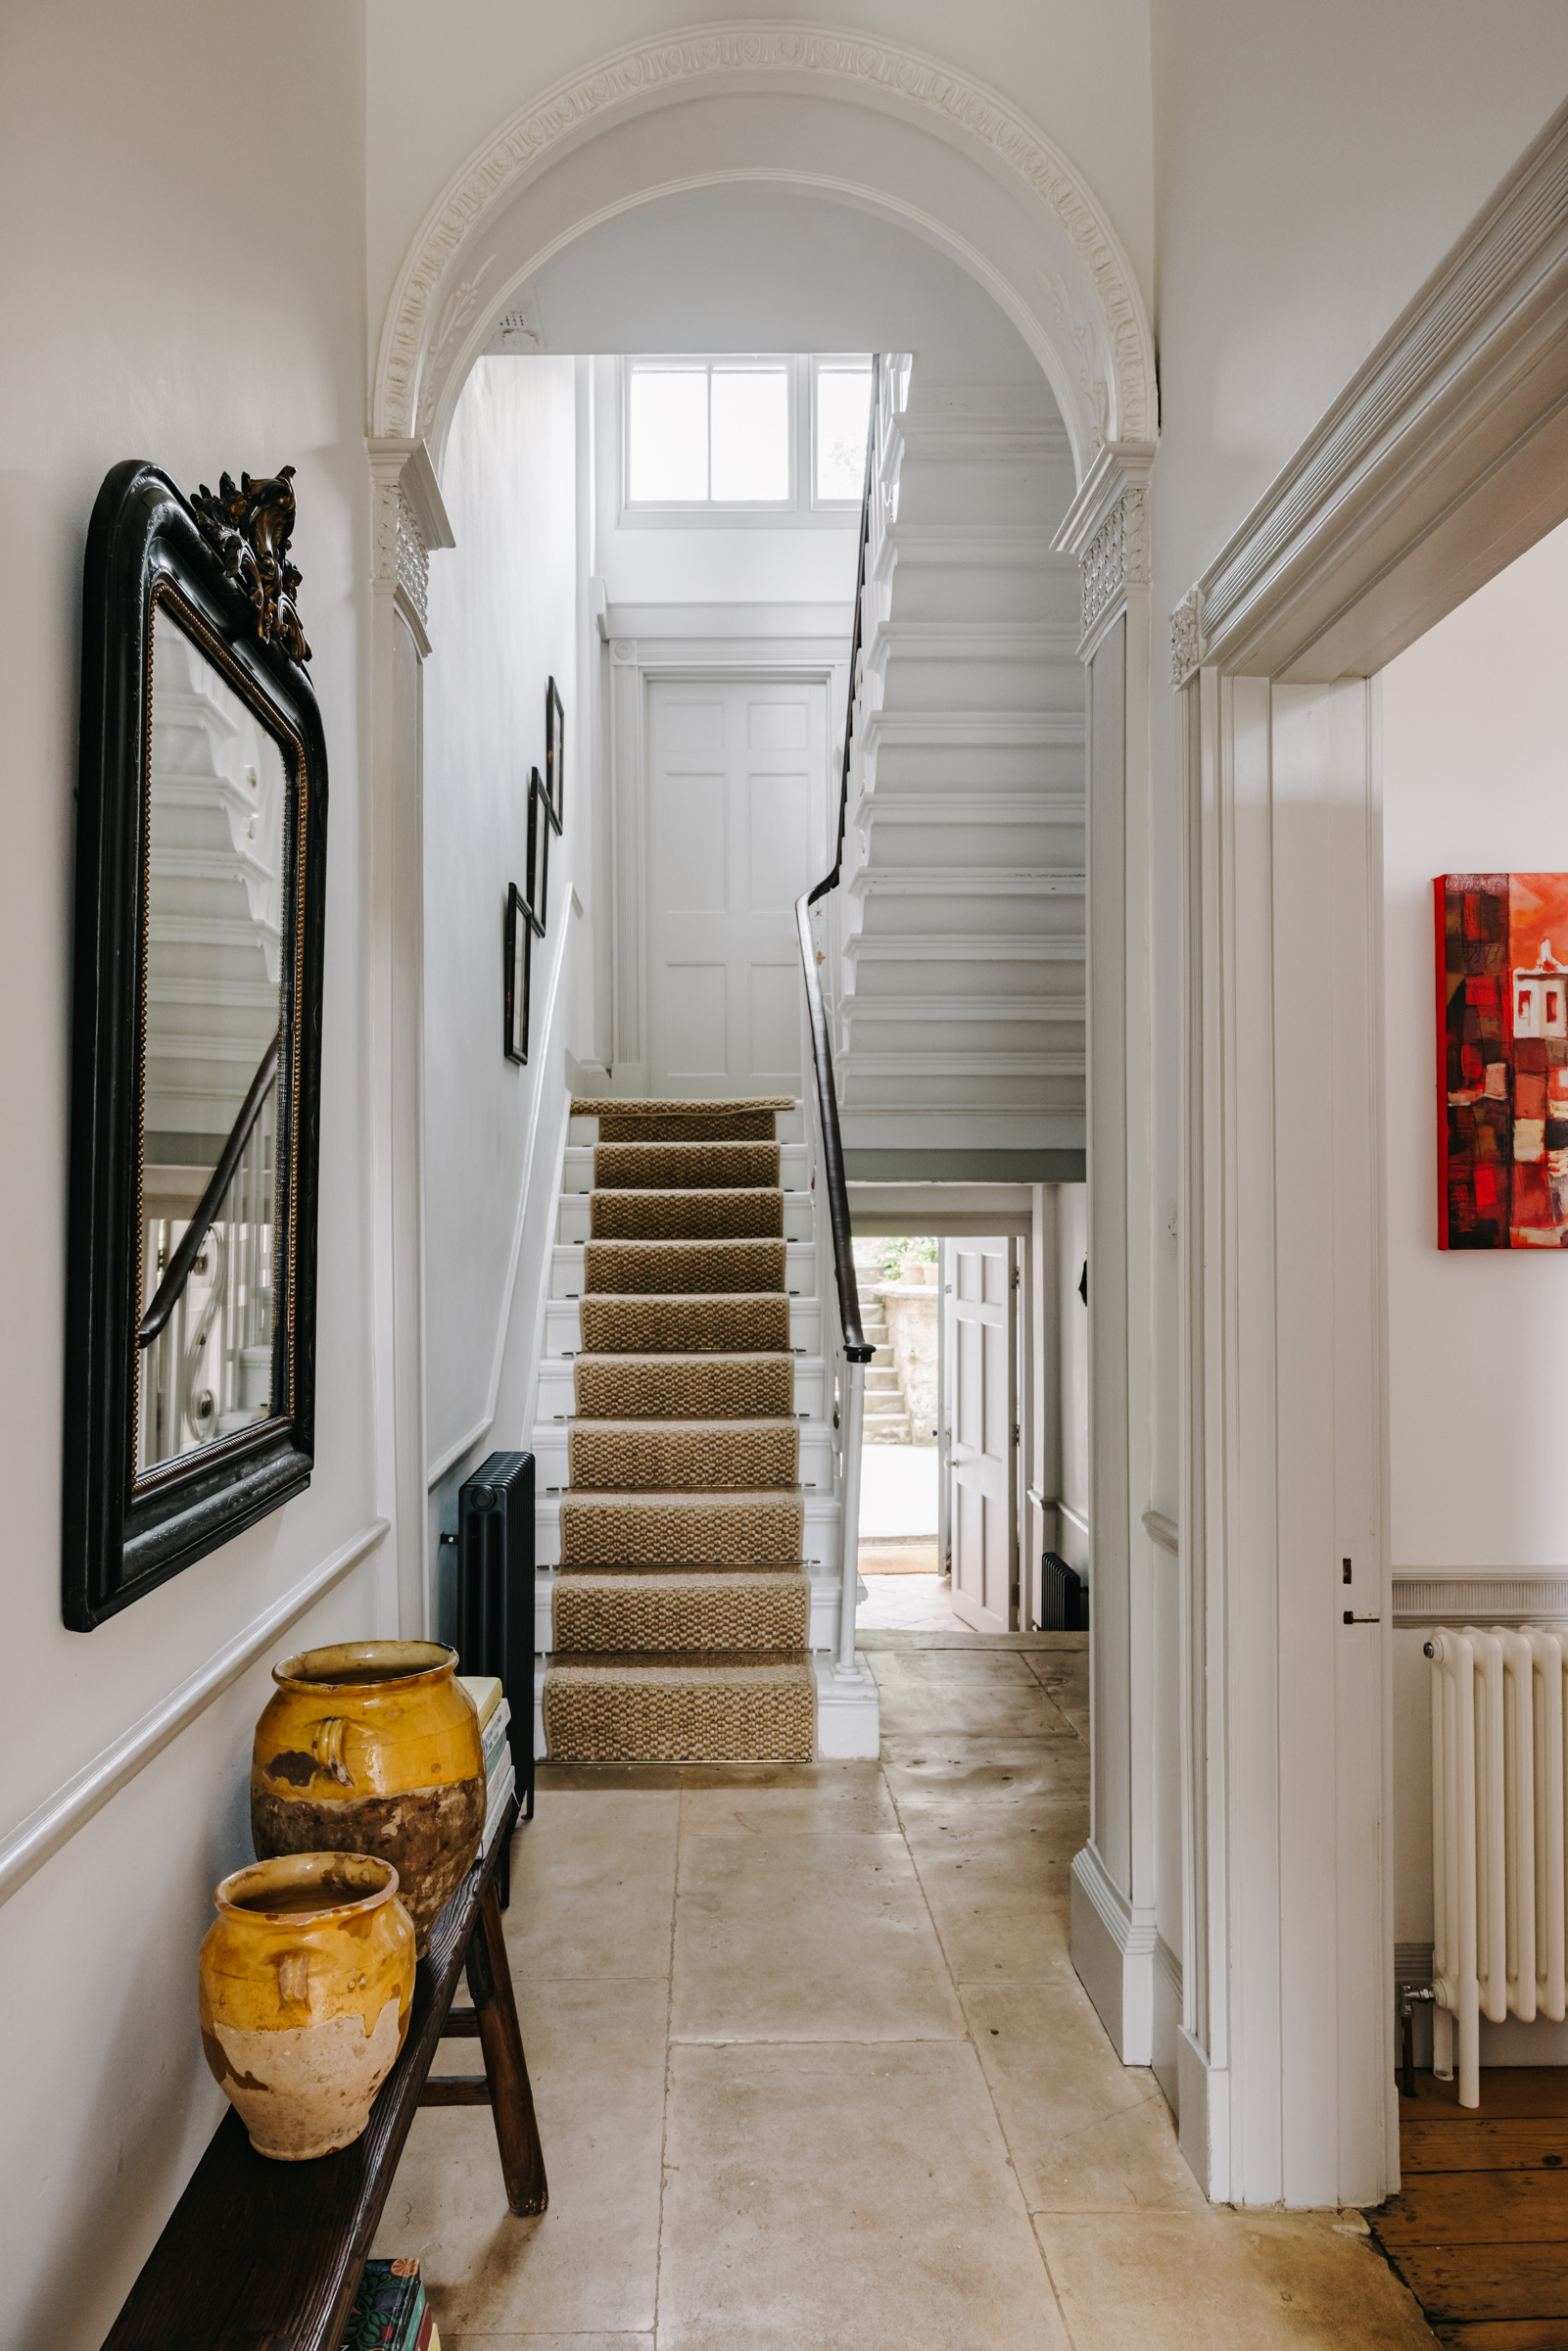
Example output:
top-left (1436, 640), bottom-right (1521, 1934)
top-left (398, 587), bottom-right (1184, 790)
top-left (372, 22), bottom-right (1154, 454)
top-left (1192, 96), bottom-right (1568, 682)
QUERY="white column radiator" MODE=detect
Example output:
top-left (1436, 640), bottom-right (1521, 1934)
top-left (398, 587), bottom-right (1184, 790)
top-left (1426, 1626), bottom-right (1568, 2105)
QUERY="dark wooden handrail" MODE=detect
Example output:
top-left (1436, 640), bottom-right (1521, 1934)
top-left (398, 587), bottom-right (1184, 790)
top-left (796, 356), bottom-right (880, 1368)
top-left (138, 1032), bottom-right (281, 1346)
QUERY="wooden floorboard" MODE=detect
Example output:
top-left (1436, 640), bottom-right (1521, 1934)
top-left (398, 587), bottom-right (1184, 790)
top-left (1402, 2116), bottom-right (1568, 2172)
top-left (1433, 2324), bottom-right (1568, 2348)
top-left (1371, 2072), bottom-right (1568, 2332)
top-left (1376, 2171), bottom-right (1568, 2246)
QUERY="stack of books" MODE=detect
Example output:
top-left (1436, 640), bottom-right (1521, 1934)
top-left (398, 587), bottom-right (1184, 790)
top-left (340, 2257), bottom-right (439, 2351)
top-left (459, 1673), bottom-right (515, 1853)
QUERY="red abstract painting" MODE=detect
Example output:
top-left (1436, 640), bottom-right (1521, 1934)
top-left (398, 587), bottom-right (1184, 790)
top-left (1437, 873), bottom-right (1568, 1249)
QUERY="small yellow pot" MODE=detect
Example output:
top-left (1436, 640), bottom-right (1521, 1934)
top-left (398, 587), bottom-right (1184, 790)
top-left (199, 1851), bottom-right (415, 2160)
top-left (251, 1641), bottom-right (485, 1953)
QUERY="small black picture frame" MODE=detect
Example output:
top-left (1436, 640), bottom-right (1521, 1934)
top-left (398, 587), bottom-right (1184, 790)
top-left (504, 883), bottom-right (532, 1065)
top-left (524, 766), bottom-right (549, 937)
top-left (545, 675), bottom-right (565, 835)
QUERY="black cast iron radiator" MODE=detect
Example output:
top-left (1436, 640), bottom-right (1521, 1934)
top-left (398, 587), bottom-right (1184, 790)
top-left (1040, 1551), bottom-right (1088, 1633)
top-left (456, 1451), bottom-right (537, 1845)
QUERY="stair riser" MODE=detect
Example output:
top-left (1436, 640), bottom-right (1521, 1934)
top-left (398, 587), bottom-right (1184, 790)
top-left (534, 1491), bottom-right (841, 1570)
top-left (867, 744), bottom-right (1086, 792)
top-left (873, 659), bottom-right (1082, 716)
top-left (561, 1142), bottom-right (808, 1193)
top-left (889, 572), bottom-right (1076, 624)
top-left (531, 1423), bottom-right (835, 1492)
top-left (549, 1241), bottom-right (815, 1301)
top-left (535, 1569), bottom-right (854, 1655)
top-left (845, 1073), bottom-right (1085, 1112)
top-left (520, 1654), bottom-right (878, 1761)
top-left (846, 1023), bottom-right (1082, 1056)
top-left (857, 896), bottom-right (1083, 940)
top-left (569, 1108), bottom-right (805, 1146)
top-left (543, 1297), bottom-right (822, 1357)
top-left (849, 955), bottom-right (1080, 999)
top-left (864, 825), bottom-right (1084, 871)
top-left (893, 470), bottom-right (1074, 526)
top-left (555, 1194), bottom-right (813, 1245)
top-left (535, 1356), bottom-right (828, 1424)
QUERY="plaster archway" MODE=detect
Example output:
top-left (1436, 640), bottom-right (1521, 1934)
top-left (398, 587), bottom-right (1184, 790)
top-left (365, 27), bottom-right (1164, 2147)
top-left (370, 20), bottom-right (1155, 487)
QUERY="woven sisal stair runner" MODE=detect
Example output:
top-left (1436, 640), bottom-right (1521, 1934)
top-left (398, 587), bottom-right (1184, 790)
top-left (544, 1098), bottom-right (816, 1764)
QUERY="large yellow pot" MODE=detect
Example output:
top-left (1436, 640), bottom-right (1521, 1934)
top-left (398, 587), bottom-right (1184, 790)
top-left (198, 1851), bottom-right (415, 2159)
top-left (251, 1641), bottom-right (485, 1953)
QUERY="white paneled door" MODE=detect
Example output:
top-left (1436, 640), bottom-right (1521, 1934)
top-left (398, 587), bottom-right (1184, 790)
top-left (945, 1236), bottom-right (1019, 1633)
top-left (646, 676), bottom-right (826, 1097)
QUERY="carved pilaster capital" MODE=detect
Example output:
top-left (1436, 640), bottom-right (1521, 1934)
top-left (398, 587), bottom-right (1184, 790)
top-left (1170, 587), bottom-right (1205, 685)
top-left (1050, 440), bottom-right (1157, 660)
top-left (367, 438), bottom-right (454, 649)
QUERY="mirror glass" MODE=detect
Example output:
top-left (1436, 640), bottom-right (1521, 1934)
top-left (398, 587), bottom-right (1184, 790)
top-left (135, 600), bottom-right (289, 1475)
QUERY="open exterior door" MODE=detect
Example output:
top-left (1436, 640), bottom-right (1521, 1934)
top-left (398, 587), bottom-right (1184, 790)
top-left (945, 1237), bottom-right (1019, 1633)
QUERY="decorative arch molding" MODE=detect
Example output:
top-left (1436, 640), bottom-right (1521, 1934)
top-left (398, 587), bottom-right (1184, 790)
top-left (371, 19), bottom-right (1155, 481)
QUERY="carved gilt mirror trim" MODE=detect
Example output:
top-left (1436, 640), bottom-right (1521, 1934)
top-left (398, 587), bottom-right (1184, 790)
top-left (64, 460), bottom-right (328, 1629)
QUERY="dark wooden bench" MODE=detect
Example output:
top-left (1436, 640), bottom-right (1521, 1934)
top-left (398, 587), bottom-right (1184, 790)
top-left (103, 1799), bottom-right (546, 2350)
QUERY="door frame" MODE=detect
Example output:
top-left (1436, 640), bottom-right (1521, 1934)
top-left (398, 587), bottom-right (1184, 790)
top-left (601, 620), bottom-right (851, 1097)
top-left (1165, 102), bottom-right (1568, 2209)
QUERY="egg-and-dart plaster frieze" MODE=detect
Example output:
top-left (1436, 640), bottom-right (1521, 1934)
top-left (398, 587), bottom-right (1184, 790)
top-left (374, 22), bottom-right (1154, 459)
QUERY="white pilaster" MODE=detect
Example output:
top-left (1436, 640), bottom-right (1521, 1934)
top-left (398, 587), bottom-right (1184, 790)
top-left (1053, 441), bottom-right (1160, 2062)
top-left (367, 438), bottom-right (454, 1636)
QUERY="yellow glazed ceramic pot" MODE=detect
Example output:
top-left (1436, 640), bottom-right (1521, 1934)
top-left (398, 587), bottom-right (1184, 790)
top-left (198, 1851), bottom-right (415, 2160)
top-left (251, 1641), bottom-right (485, 1953)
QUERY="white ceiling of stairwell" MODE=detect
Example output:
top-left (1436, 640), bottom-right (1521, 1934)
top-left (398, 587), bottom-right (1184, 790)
top-left (484, 185), bottom-right (1056, 397)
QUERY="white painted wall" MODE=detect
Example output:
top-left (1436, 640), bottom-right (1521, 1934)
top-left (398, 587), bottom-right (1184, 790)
top-left (0, 7), bottom-right (383, 2344)
top-left (1383, 517), bottom-right (1568, 2057)
top-left (1150, 0), bottom-right (1568, 1523)
top-left (423, 357), bottom-right (588, 1575)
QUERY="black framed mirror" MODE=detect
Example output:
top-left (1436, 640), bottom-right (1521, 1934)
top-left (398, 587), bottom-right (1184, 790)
top-left (63, 460), bottom-right (328, 1629)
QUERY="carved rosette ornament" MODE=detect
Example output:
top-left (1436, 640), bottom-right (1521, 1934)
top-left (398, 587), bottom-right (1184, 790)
top-left (1170, 588), bottom-right (1205, 685)
top-left (190, 467), bottom-right (311, 664)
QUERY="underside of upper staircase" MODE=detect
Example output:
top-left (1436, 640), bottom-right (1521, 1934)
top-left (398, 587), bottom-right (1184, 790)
top-left (831, 371), bottom-right (1087, 1179)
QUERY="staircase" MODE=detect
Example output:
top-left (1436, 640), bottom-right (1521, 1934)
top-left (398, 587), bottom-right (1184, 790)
top-left (830, 365), bottom-right (1086, 1170)
top-left (533, 1096), bottom-right (877, 1762)
top-left (858, 1291), bottom-right (910, 1444)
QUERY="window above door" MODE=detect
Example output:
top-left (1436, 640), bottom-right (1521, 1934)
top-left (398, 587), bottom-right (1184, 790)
top-left (621, 355), bottom-right (872, 528)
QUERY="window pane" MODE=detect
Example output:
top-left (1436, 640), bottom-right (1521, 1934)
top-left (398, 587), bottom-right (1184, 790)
top-left (816, 363), bottom-right (873, 502)
top-left (629, 369), bottom-right (708, 502)
top-left (710, 367), bottom-right (789, 502)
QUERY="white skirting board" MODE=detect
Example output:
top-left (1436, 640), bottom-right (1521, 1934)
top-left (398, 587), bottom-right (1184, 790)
top-left (528, 1651), bottom-right (879, 1760)
top-left (1069, 1842), bottom-right (1157, 2065)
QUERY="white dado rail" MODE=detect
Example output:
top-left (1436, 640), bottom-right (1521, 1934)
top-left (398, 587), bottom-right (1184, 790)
top-left (0, 1519), bottom-right (389, 1909)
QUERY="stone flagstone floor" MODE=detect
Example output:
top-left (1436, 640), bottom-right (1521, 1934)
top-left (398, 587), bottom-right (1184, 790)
top-left (373, 1632), bottom-right (1436, 2350)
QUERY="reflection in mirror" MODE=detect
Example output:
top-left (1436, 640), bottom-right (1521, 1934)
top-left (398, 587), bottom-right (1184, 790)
top-left (136, 601), bottom-right (288, 1474)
